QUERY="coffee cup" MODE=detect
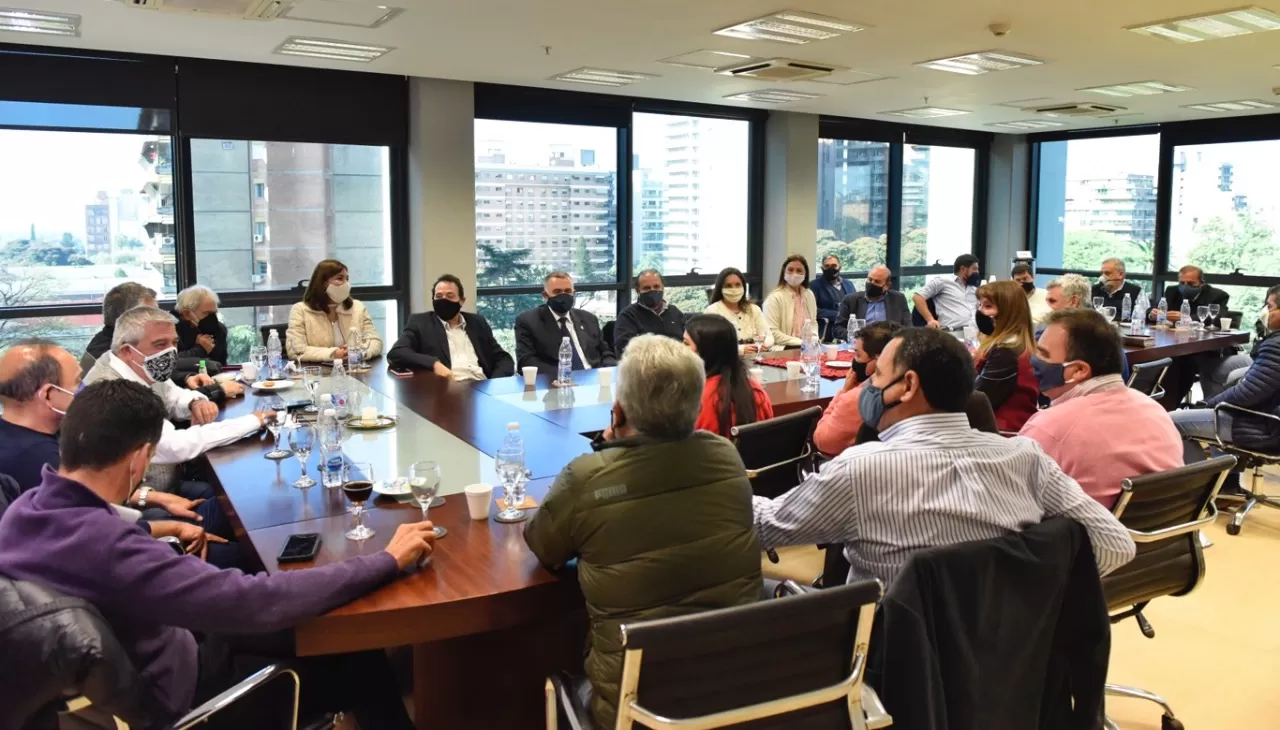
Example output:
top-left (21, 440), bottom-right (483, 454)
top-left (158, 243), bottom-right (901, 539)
top-left (522, 366), bottom-right (538, 387)
top-left (749, 367), bottom-right (764, 384)
top-left (598, 368), bottom-right (613, 387)
top-left (241, 362), bottom-right (259, 381)
top-left (464, 483), bottom-right (494, 520)
top-left (785, 361), bottom-right (803, 378)
top-left (824, 344), bottom-right (838, 358)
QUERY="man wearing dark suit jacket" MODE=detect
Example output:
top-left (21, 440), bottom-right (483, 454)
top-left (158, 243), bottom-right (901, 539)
top-left (812, 255), bottom-right (857, 342)
top-left (833, 265), bottom-right (912, 341)
top-left (1090, 257), bottom-right (1143, 321)
top-left (515, 271), bottom-right (617, 378)
top-left (388, 274), bottom-right (513, 380)
top-left (1145, 265), bottom-right (1230, 328)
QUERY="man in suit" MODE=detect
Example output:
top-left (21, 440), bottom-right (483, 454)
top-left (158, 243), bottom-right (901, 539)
top-left (1145, 265), bottom-right (1247, 400)
top-left (387, 274), bottom-right (514, 381)
top-left (1090, 257), bottom-right (1143, 320)
top-left (516, 271), bottom-right (617, 378)
top-left (613, 268), bottom-right (686, 356)
top-left (1146, 265), bottom-right (1230, 328)
top-left (812, 255), bottom-right (857, 342)
top-left (833, 265), bottom-right (911, 341)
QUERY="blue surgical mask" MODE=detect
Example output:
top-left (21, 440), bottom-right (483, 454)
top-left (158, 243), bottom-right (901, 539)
top-left (1031, 355), bottom-right (1082, 395)
top-left (1178, 284), bottom-right (1202, 300)
top-left (857, 375), bottom-right (903, 430)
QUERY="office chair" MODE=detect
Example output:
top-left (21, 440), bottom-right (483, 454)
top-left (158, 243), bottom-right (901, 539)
top-left (730, 406), bottom-right (823, 500)
top-left (545, 579), bottom-right (891, 730)
top-left (1190, 403), bottom-right (1280, 535)
top-left (1101, 455), bottom-right (1236, 730)
top-left (602, 321), bottom-right (616, 353)
top-left (909, 297), bottom-right (938, 328)
top-left (78, 350), bottom-right (97, 379)
top-left (1126, 357), bottom-right (1173, 401)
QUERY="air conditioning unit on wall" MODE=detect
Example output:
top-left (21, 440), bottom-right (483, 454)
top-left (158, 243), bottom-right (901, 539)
top-left (252, 234), bottom-right (264, 243)
top-left (715, 58), bottom-right (842, 82)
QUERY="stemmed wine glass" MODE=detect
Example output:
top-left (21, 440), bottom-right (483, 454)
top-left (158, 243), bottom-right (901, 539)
top-left (1196, 305), bottom-right (1211, 332)
top-left (1092, 296), bottom-right (1104, 311)
top-left (302, 366), bottom-right (322, 413)
top-left (1208, 303), bottom-right (1221, 330)
top-left (249, 345), bottom-right (267, 379)
top-left (409, 461), bottom-right (447, 538)
top-left (288, 424), bottom-right (316, 489)
top-left (263, 398), bottom-right (291, 460)
top-left (494, 446), bottom-right (528, 523)
top-left (343, 461), bottom-right (375, 541)
top-left (752, 332), bottom-right (765, 362)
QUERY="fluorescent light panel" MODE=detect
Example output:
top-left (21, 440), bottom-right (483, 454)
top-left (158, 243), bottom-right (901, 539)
top-left (916, 50), bottom-right (1043, 75)
top-left (0, 7), bottom-right (79, 36)
top-left (714, 10), bottom-right (866, 45)
top-left (880, 106), bottom-right (969, 119)
top-left (724, 88), bottom-right (822, 104)
top-left (1128, 6), bottom-right (1280, 43)
top-left (657, 50), bottom-right (758, 70)
top-left (551, 67), bottom-right (657, 87)
top-left (274, 37), bottom-right (393, 62)
top-left (988, 120), bottom-right (1066, 129)
top-left (1184, 99), bottom-right (1277, 111)
top-left (1080, 80), bottom-right (1191, 97)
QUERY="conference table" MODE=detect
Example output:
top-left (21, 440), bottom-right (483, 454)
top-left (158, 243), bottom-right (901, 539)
top-left (205, 355), bottom-right (843, 728)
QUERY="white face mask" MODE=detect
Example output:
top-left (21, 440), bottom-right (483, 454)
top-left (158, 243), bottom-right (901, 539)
top-left (721, 286), bottom-right (744, 303)
top-left (327, 281), bottom-right (352, 305)
top-left (784, 273), bottom-right (805, 288)
top-left (46, 384), bottom-right (75, 417)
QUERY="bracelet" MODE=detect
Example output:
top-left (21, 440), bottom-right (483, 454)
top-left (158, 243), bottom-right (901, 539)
top-left (136, 486), bottom-right (152, 508)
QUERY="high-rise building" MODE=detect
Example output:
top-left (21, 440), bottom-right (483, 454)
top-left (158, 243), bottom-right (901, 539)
top-left (1065, 174), bottom-right (1157, 243)
top-left (817, 139), bottom-right (890, 242)
top-left (84, 193), bottom-right (111, 256)
top-left (652, 117), bottom-right (746, 274)
top-left (632, 164), bottom-right (666, 267)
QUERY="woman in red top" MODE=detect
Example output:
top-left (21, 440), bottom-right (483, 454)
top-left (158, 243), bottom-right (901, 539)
top-left (684, 314), bottom-right (774, 436)
top-left (974, 280), bottom-right (1040, 432)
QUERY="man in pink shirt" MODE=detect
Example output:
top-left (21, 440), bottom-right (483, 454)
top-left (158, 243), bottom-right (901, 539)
top-left (1019, 308), bottom-right (1183, 507)
top-left (814, 321), bottom-right (901, 456)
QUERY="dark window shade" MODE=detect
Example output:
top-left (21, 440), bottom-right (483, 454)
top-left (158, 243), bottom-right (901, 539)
top-left (475, 83), bottom-right (630, 127)
top-left (819, 115), bottom-right (994, 149)
top-left (176, 58), bottom-right (408, 146)
top-left (0, 44), bottom-right (174, 110)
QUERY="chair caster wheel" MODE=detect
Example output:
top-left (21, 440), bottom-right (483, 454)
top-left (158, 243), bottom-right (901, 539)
top-left (1226, 522), bottom-right (1241, 536)
top-left (1162, 715), bottom-right (1184, 730)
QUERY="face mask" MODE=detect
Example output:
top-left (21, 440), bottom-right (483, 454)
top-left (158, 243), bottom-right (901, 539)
top-left (637, 290), bottom-right (664, 311)
top-left (784, 273), bottom-right (805, 288)
top-left (965, 272), bottom-right (982, 288)
top-left (721, 286), bottom-right (744, 303)
top-left (1021, 281), bottom-right (1035, 294)
top-left (822, 267), bottom-right (840, 281)
top-left (547, 292), bottom-right (574, 315)
top-left (858, 375), bottom-right (903, 430)
top-left (433, 298), bottom-right (462, 321)
top-left (850, 359), bottom-right (869, 382)
top-left (1178, 284), bottom-right (1202, 300)
top-left (46, 384), bottom-right (75, 417)
top-left (864, 282), bottom-right (884, 299)
top-left (1031, 355), bottom-right (1082, 395)
top-left (128, 345), bottom-right (177, 384)
top-left (327, 281), bottom-right (352, 305)
top-left (975, 311), bottom-right (996, 336)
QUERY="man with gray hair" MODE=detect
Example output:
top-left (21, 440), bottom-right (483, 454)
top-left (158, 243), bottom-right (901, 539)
top-left (172, 284), bottom-right (228, 366)
top-left (612, 268), bottom-right (686, 356)
top-left (524, 334), bottom-right (762, 728)
top-left (86, 281), bottom-right (159, 360)
top-left (1090, 257), bottom-right (1143, 320)
top-left (1045, 273), bottom-right (1091, 313)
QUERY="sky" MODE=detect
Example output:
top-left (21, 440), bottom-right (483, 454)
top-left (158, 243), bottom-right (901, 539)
top-left (474, 119), bottom-right (615, 170)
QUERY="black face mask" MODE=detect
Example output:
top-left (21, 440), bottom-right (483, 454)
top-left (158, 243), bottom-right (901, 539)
top-left (433, 298), bottom-right (462, 321)
top-left (864, 282), bottom-right (884, 299)
top-left (965, 272), bottom-right (982, 288)
top-left (547, 293), bottom-right (574, 315)
top-left (822, 267), bottom-right (840, 281)
top-left (850, 359), bottom-right (869, 382)
top-left (975, 311), bottom-right (996, 336)
top-left (637, 290), bottom-right (663, 311)
top-left (1021, 281), bottom-right (1035, 294)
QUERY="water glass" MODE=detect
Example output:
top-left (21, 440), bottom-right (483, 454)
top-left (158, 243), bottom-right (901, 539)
top-left (343, 462), bottom-right (375, 541)
top-left (752, 333), bottom-right (765, 362)
top-left (494, 447), bottom-right (528, 523)
top-left (302, 366), bottom-right (322, 412)
top-left (1208, 303), bottom-right (1221, 328)
top-left (410, 461), bottom-right (447, 538)
top-left (288, 425), bottom-right (316, 489)
top-left (1197, 306), bottom-right (1210, 331)
top-left (263, 404), bottom-right (291, 460)
top-left (1092, 296), bottom-right (1104, 310)
top-left (249, 345), bottom-right (267, 378)
top-left (1102, 306), bottom-right (1117, 323)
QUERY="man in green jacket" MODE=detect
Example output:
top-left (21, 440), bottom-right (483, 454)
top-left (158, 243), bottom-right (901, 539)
top-left (525, 334), bottom-right (763, 728)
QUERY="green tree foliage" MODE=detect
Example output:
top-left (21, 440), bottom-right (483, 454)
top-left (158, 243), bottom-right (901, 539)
top-left (225, 324), bottom-right (261, 365)
top-left (1183, 213), bottom-right (1278, 318)
top-left (663, 285), bottom-right (711, 314)
top-left (1061, 231), bottom-right (1152, 274)
top-left (114, 267), bottom-right (129, 278)
top-left (475, 242), bottom-right (550, 355)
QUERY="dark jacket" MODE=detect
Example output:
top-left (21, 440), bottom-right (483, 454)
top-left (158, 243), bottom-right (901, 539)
top-left (974, 347), bottom-right (1040, 432)
top-left (867, 517), bottom-right (1110, 730)
top-left (524, 432), bottom-right (763, 729)
top-left (387, 311), bottom-right (514, 378)
top-left (613, 302), bottom-right (685, 356)
top-left (85, 325), bottom-right (207, 393)
top-left (1147, 283), bottom-right (1230, 327)
top-left (515, 305), bottom-right (616, 378)
top-left (1208, 331), bottom-right (1280, 449)
top-left (811, 274), bottom-right (856, 329)
top-left (171, 308), bottom-right (229, 366)
top-left (834, 291), bottom-right (912, 339)
top-left (1089, 281), bottom-right (1143, 320)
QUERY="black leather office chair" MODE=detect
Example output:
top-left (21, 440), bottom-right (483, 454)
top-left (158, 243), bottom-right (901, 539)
top-left (909, 297), bottom-right (938, 328)
top-left (1189, 403), bottom-right (1280, 535)
top-left (730, 406), bottom-right (823, 500)
top-left (1100, 455), bottom-right (1236, 730)
top-left (1126, 357), bottom-right (1173, 401)
top-left (545, 579), bottom-right (890, 730)
top-left (602, 321), bottom-right (616, 353)
top-left (260, 323), bottom-right (288, 350)
top-left (0, 577), bottom-right (305, 730)
top-left (78, 351), bottom-right (97, 379)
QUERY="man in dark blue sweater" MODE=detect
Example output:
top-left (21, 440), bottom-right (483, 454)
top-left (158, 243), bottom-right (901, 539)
top-left (614, 268), bottom-right (687, 356)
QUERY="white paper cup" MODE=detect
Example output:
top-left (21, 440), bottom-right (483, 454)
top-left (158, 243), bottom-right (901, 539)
top-left (241, 362), bottom-right (259, 381)
top-left (464, 483), bottom-right (494, 520)
top-left (598, 368), bottom-right (613, 387)
top-left (785, 361), bottom-right (803, 378)
top-left (824, 344), bottom-right (838, 358)
top-left (749, 367), bottom-right (764, 384)
top-left (522, 366), bottom-right (538, 387)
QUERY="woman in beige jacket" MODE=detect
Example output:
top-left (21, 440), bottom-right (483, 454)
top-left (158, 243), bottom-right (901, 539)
top-left (287, 259), bottom-right (384, 363)
top-left (762, 254), bottom-right (817, 347)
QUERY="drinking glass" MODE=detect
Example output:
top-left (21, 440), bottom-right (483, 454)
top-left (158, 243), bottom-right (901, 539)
top-left (302, 366), bottom-right (322, 413)
top-left (494, 447), bottom-right (528, 523)
top-left (1102, 306), bottom-right (1117, 323)
top-left (1196, 305), bottom-right (1210, 331)
top-left (288, 425), bottom-right (316, 489)
top-left (752, 333), bottom-right (765, 362)
top-left (343, 461), bottom-right (375, 541)
top-left (410, 461), bottom-right (447, 538)
top-left (249, 345), bottom-right (267, 377)
top-left (1092, 296), bottom-right (1104, 310)
top-left (1208, 303), bottom-right (1221, 329)
top-left (263, 407), bottom-right (292, 460)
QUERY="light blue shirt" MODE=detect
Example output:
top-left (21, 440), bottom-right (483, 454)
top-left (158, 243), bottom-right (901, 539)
top-left (917, 276), bottom-right (977, 329)
top-left (865, 299), bottom-right (887, 324)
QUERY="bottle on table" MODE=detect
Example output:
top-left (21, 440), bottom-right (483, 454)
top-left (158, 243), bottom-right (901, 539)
top-left (1179, 300), bottom-right (1192, 330)
top-left (1121, 293), bottom-right (1132, 323)
top-left (501, 421), bottom-right (526, 509)
top-left (266, 329), bottom-right (283, 378)
top-left (347, 327), bottom-right (362, 371)
top-left (1156, 297), bottom-right (1169, 326)
top-left (1130, 291), bottom-right (1149, 334)
top-left (800, 325), bottom-right (821, 394)
top-left (198, 359), bottom-right (208, 378)
top-left (331, 359), bottom-right (349, 419)
top-left (319, 408), bottom-right (344, 488)
top-left (557, 336), bottom-right (573, 387)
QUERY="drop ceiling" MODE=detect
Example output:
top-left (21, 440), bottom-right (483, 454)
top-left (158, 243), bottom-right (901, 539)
top-left (8, 0), bottom-right (1280, 133)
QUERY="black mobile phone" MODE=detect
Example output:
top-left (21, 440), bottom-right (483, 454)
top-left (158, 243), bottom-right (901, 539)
top-left (389, 367), bottom-right (413, 378)
top-left (277, 533), bottom-right (322, 564)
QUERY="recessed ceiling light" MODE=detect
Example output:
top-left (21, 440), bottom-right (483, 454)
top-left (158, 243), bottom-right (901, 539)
top-left (723, 88), bottom-right (823, 104)
top-left (809, 69), bottom-right (891, 86)
top-left (987, 119), bottom-right (1066, 130)
top-left (657, 50), bottom-right (759, 70)
top-left (714, 10), bottom-right (866, 45)
top-left (916, 50), bottom-right (1043, 75)
top-left (1184, 99), bottom-right (1277, 111)
top-left (0, 7), bottom-right (79, 36)
top-left (550, 67), bottom-right (657, 87)
top-left (880, 106), bottom-right (970, 119)
top-left (1128, 6), bottom-right (1280, 43)
top-left (273, 37), bottom-right (393, 62)
top-left (1080, 81), bottom-right (1191, 97)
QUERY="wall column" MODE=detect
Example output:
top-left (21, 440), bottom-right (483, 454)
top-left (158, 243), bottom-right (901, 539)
top-left (762, 112), bottom-right (818, 288)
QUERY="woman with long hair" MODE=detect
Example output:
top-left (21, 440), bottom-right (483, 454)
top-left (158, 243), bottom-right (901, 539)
top-left (287, 259), bottom-right (384, 363)
top-left (704, 267), bottom-right (774, 354)
top-left (762, 255), bottom-right (817, 347)
top-left (974, 280), bottom-right (1039, 431)
top-left (684, 314), bottom-right (773, 437)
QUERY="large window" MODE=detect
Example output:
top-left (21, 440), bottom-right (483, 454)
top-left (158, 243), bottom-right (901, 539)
top-left (189, 140), bottom-right (393, 293)
top-left (632, 113), bottom-right (749, 276)
top-left (816, 139), bottom-right (890, 272)
top-left (903, 144), bottom-right (976, 270)
top-left (1035, 134), bottom-right (1159, 276)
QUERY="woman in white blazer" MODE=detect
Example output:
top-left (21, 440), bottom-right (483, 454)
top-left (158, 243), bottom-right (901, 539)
top-left (287, 259), bottom-right (384, 363)
top-left (703, 267), bottom-right (775, 354)
top-left (762, 255), bottom-right (817, 347)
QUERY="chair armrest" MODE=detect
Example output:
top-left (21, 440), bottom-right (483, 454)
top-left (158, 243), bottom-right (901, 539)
top-left (1211, 402), bottom-right (1280, 450)
top-left (546, 674), bottom-right (593, 730)
top-left (1126, 502), bottom-right (1220, 544)
top-left (175, 663), bottom-right (300, 730)
top-left (862, 684), bottom-right (893, 729)
top-left (774, 579), bottom-right (817, 598)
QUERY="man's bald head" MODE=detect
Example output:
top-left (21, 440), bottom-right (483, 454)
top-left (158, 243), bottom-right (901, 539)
top-left (866, 265), bottom-right (893, 292)
top-left (0, 340), bottom-right (80, 403)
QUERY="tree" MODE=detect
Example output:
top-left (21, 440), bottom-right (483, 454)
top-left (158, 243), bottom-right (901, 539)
top-left (114, 267), bottom-right (129, 278)
top-left (664, 285), bottom-right (710, 314)
top-left (225, 325), bottom-right (261, 365)
top-left (1184, 212), bottom-right (1279, 317)
top-left (1061, 231), bottom-right (1149, 274)
top-left (475, 243), bottom-right (548, 355)
top-left (571, 237), bottom-right (592, 281)
top-left (68, 254), bottom-right (92, 266)
top-left (0, 265), bottom-right (76, 349)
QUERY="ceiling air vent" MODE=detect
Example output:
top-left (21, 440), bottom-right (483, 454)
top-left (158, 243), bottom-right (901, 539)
top-left (715, 58), bottom-right (841, 82)
top-left (1032, 102), bottom-right (1126, 118)
top-left (114, 0), bottom-right (290, 20)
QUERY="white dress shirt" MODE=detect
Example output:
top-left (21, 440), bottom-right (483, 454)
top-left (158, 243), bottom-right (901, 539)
top-left (916, 276), bottom-right (978, 330)
top-left (557, 311), bottom-right (593, 371)
top-left (443, 317), bottom-right (486, 382)
top-left (105, 353), bottom-right (264, 465)
top-left (753, 412), bottom-right (1135, 587)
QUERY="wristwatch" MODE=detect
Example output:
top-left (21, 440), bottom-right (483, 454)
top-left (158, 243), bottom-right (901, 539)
top-left (136, 486), bottom-right (152, 508)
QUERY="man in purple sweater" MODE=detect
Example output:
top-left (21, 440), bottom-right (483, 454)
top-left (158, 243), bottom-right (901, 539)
top-left (0, 380), bottom-right (436, 729)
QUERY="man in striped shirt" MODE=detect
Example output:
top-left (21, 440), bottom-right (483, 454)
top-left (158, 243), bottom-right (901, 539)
top-left (754, 327), bottom-right (1135, 587)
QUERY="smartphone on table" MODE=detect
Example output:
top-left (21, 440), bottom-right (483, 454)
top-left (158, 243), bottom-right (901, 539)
top-left (277, 533), bottom-right (322, 564)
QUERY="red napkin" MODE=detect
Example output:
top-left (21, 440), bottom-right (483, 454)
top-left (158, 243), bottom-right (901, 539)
top-left (757, 351), bottom-right (854, 380)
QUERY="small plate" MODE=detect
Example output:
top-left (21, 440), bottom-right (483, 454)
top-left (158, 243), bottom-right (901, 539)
top-left (825, 360), bottom-right (852, 369)
top-left (374, 477), bottom-right (410, 497)
top-left (251, 379), bottom-right (295, 391)
top-left (346, 415), bottom-right (397, 430)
